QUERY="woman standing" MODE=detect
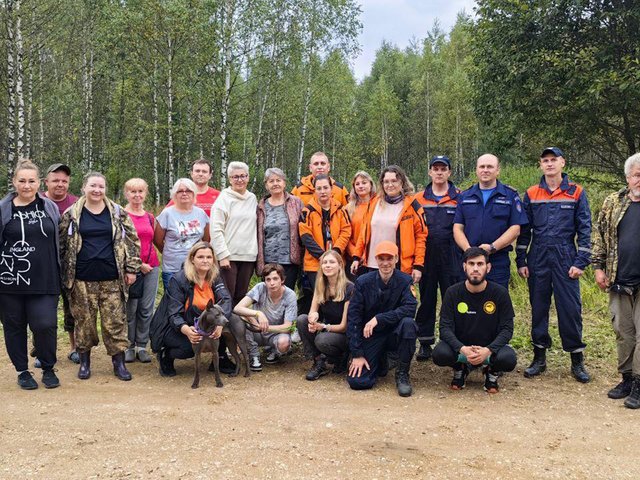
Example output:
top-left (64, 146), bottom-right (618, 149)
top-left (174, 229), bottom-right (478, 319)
top-left (351, 165), bottom-right (427, 283)
top-left (344, 171), bottom-right (376, 278)
top-left (123, 178), bottom-right (160, 363)
top-left (150, 242), bottom-right (232, 377)
top-left (256, 168), bottom-right (303, 291)
top-left (154, 178), bottom-right (210, 290)
top-left (0, 160), bottom-right (61, 390)
top-left (60, 172), bottom-right (141, 381)
top-left (297, 250), bottom-right (353, 380)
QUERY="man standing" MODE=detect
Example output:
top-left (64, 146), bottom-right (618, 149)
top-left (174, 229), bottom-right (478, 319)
top-left (592, 152), bottom-right (640, 409)
top-left (347, 241), bottom-right (418, 397)
top-left (168, 158), bottom-right (219, 216)
top-left (291, 151), bottom-right (349, 207)
top-left (453, 154), bottom-right (528, 288)
top-left (516, 147), bottom-right (591, 383)
top-left (44, 163), bottom-right (79, 364)
top-left (415, 155), bottom-right (460, 361)
top-left (432, 247), bottom-right (517, 393)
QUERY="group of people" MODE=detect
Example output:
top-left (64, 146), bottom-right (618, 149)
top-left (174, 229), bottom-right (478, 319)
top-left (1, 148), bottom-right (639, 410)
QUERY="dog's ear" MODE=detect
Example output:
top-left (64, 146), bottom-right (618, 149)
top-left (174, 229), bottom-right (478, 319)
top-left (206, 298), bottom-right (214, 310)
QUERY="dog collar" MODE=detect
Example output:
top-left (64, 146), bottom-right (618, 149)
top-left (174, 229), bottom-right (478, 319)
top-left (193, 317), bottom-right (212, 337)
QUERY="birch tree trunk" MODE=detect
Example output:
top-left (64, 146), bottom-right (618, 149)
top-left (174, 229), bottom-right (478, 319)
top-left (152, 63), bottom-right (160, 204)
top-left (14, 0), bottom-right (25, 159)
top-left (6, 0), bottom-right (17, 182)
top-left (296, 59), bottom-right (313, 180)
top-left (167, 36), bottom-right (175, 187)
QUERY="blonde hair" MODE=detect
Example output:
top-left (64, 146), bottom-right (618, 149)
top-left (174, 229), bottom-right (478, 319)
top-left (346, 171), bottom-right (376, 217)
top-left (124, 177), bottom-right (148, 192)
top-left (14, 158), bottom-right (40, 179)
top-left (183, 242), bottom-right (220, 285)
top-left (313, 250), bottom-right (348, 304)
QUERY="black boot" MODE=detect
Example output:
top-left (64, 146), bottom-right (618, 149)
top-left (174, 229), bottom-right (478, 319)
top-left (416, 343), bottom-right (432, 362)
top-left (395, 361), bottom-right (413, 397)
top-left (570, 352), bottom-right (591, 383)
top-left (157, 349), bottom-right (176, 377)
top-left (112, 352), bottom-right (132, 381)
top-left (215, 353), bottom-right (236, 375)
top-left (608, 372), bottom-right (633, 399)
top-left (78, 350), bottom-right (91, 380)
top-left (524, 347), bottom-right (546, 378)
top-left (624, 376), bottom-right (640, 409)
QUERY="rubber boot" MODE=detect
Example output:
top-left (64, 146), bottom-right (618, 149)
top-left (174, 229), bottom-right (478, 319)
top-left (623, 375), bottom-right (640, 409)
top-left (570, 352), bottom-right (591, 383)
top-left (608, 372), bottom-right (633, 399)
top-left (112, 352), bottom-right (133, 381)
top-left (395, 361), bottom-right (413, 397)
top-left (416, 342), bottom-right (432, 362)
top-left (524, 347), bottom-right (546, 378)
top-left (78, 350), bottom-right (91, 380)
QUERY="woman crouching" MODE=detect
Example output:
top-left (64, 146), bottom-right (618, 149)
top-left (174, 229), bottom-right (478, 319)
top-left (151, 242), bottom-right (232, 377)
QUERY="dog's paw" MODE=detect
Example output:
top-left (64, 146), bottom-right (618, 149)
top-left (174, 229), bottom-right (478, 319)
top-left (216, 381), bottom-right (224, 388)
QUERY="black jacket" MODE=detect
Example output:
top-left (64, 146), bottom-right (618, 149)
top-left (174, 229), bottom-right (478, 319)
top-left (347, 270), bottom-right (417, 358)
top-left (149, 270), bottom-right (232, 352)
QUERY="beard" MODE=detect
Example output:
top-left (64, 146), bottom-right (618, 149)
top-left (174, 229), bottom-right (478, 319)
top-left (466, 274), bottom-right (486, 285)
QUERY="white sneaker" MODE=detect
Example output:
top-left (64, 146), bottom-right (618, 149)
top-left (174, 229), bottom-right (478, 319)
top-left (250, 356), bottom-right (263, 372)
top-left (265, 351), bottom-right (280, 364)
top-left (291, 330), bottom-right (301, 343)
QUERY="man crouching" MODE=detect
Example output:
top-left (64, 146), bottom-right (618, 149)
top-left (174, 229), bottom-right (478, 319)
top-left (432, 247), bottom-right (517, 393)
top-left (347, 241), bottom-right (418, 397)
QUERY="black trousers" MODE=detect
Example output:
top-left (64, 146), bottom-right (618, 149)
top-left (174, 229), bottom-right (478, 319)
top-left (432, 341), bottom-right (517, 372)
top-left (0, 293), bottom-right (59, 371)
top-left (163, 327), bottom-right (195, 360)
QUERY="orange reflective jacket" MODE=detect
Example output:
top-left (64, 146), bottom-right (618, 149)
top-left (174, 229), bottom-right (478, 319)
top-left (291, 174), bottom-right (349, 207)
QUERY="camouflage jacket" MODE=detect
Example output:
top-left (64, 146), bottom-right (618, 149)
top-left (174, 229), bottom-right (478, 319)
top-left (591, 187), bottom-right (633, 283)
top-left (59, 196), bottom-right (141, 299)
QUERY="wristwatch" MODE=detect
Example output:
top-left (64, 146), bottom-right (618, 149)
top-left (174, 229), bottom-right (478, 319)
top-left (489, 243), bottom-right (497, 254)
top-left (322, 324), bottom-right (328, 332)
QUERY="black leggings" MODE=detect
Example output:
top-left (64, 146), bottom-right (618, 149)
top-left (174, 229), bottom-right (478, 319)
top-left (432, 341), bottom-right (517, 372)
top-left (0, 294), bottom-right (59, 371)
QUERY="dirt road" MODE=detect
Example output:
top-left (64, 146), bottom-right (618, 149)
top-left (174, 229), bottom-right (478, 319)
top-left (0, 342), bottom-right (638, 480)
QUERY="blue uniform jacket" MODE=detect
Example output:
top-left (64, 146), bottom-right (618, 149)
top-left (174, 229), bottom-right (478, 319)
top-left (347, 270), bottom-right (418, 358)
top-left (453, 180), bottom-right (528, 253)
top-left (515, 174), bottom-right (592, 270)
top-left (417, 181), bottom-right (460, 244)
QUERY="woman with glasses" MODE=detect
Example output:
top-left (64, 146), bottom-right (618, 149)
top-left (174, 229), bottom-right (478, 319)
top-left (350, 165), bottom-right (428, 283)
top-left (154, 178), bottom-right (210, 290)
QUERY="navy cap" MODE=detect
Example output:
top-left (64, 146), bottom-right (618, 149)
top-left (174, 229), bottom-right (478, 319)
top-left (541, 147), bottom-right (564, 158)
top-left (429, 155), bottom-right (451, 168)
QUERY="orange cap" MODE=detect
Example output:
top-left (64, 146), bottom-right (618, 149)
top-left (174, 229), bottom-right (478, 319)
top-left (374, 240), bottom-right (398, 258)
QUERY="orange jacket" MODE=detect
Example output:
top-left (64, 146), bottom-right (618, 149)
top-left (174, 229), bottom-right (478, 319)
top-left (344, 195), bottom-right (377, 258)
top-left (298, 198), bottom-right (351, 272)
top-left (291, 174), bottom-right (349, 207)
top-left (353, 195), bottom-right (428, 274)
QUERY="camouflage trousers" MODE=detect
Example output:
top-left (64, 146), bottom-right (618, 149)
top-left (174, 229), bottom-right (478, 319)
top-left (69, 279), bottom-right (128, 355)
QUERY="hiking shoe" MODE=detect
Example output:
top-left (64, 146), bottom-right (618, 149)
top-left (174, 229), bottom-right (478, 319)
top-left (524, 347), bottom-right (546, 378)
top-left (306, 356), bottom-right (329, 381)
top-left (67, 350), bottom-right (80, 364)
top-left (570, 352), bottom-right (591, 383)
top-left (125, 348), bottom-right (136, 363)
top-left (608, 373), bottom-right (633, 400)
top-left (250, 356), bottom-right (263, 372)
top-left (265, 350), bottom-right (280, 364)
top-left (416, 343), bottom-right (432, 362)
top-left (450, 363), bottom-right (469, 390)
top-left (484, 366), bottom-right (500, 394)
top-left (395, 362), bottom-right (413, 397)
top-left (34, 358), bottom-right (42, 369)
top-left (218, 355), bottom-right (236, 374)
top-left (18, 371), bottom-right (38, 390)
top-left (42, 369), bottom-right (60, 389)
top-left (157, 350), bottom-right (176, 377)
top-left (624, 376), bottom-right (640, 409)
top-left (137, 349), bottom-right (152, 363)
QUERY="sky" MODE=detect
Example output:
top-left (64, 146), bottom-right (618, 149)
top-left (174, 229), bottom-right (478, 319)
top-left (353, 0), bottom-right (477, 81)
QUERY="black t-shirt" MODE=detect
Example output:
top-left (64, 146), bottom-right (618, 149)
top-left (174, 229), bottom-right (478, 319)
top-left (439, 281), bottom-right (514, 352)
top-left (321, 208), bottom-right (331, 249)
top-left (0, 197), bottom-right (60, 294)
top-left (318, 282), bottom-right (354, 325)
top-left (615, 202), bottom-right (640, 286)
top-left (75, 207), bottom-right (119, 281)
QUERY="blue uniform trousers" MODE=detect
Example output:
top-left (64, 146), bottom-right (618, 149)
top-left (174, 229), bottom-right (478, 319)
top-left (347, 317), bottom-right (417, 390)
top-left (527, 243), bottom-right (586, 352)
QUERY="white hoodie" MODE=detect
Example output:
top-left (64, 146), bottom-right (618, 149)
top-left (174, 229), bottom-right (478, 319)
top-left (210, 187), bottom-right (258, 262)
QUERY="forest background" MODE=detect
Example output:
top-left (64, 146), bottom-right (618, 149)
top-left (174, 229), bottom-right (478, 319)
top-left (1, 0), bottom-right (639, 362)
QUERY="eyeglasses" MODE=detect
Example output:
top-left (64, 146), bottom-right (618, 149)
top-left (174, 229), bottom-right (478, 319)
top-left (176, 189), bottom-right (194, 194)
top-left (230, 174), bottom-right (248, 181)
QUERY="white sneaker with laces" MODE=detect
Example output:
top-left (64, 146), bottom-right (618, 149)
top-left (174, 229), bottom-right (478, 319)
top-left (250, 356), bottom-right (263, 372)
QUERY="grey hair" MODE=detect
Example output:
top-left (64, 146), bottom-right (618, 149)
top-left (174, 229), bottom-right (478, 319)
top-left (170, 178), bottom-right (198, 198)
top-left (227, 161), bottom-right (249, 176)
top-left (264, 167), bottom-right (286, 184)
top-left (624, 153), bottom-right (640, 176)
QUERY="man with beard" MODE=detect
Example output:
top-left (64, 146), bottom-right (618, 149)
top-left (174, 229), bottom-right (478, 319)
top-left (432, 247), bottom-right (517, 393)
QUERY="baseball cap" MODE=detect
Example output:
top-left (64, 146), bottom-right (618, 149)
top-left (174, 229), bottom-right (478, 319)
top-left (46, 163), bottom-right (71, 175)
top-left (429, 155), bottom-right (451, 168)
top-left (541, 147), bottom-right (564, 158)
top-left (374, 241), bottom-right (398, 258)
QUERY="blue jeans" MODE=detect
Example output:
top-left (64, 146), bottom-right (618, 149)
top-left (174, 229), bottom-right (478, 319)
top-left (161, 270), bottom-right (176, 291)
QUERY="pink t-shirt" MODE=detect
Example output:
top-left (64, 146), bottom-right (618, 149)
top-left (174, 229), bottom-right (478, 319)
top-left (367, 201), bottom-right (404, 268)
top-left (167, 186), bottom-right (220, 216)
top-left (43, 192), bottom-right (78, 215)
top-left (128, 211), bottom-right (160, 268)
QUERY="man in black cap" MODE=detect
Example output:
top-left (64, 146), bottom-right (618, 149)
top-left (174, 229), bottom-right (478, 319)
top-left (414, 155), bottom-right (461, 361)
top-left (43, 163), bottom-right (80, 364)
